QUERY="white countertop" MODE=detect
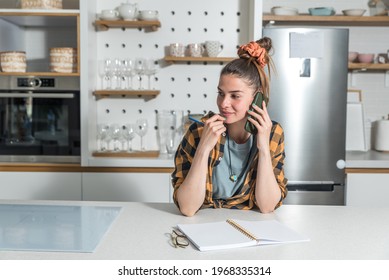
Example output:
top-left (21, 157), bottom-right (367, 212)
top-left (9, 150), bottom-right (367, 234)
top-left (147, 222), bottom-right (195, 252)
top-left (86, 150), bottom-right (389, 169)
top-left (0, 200), bottom-right (388, 260)
top-left (87, 150), bottom-right (389, 169)
top-left (346, 150), bottom-right (389, 168)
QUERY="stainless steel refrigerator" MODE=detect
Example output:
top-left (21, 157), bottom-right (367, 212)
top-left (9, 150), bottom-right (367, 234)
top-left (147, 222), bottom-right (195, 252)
top-left (263, 27), bottom-right (349, 205)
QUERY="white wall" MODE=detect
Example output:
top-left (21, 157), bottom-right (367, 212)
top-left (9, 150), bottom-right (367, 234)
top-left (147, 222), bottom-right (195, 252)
top-left (87, 0), bottom-right (251, 155)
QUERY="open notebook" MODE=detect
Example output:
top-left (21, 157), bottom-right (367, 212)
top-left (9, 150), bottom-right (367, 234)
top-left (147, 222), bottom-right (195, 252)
top-left (177, 219), bottom-right (309, 252)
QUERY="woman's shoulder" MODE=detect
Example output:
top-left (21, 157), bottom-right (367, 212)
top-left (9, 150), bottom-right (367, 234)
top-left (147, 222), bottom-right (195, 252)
top-left (271, 120), bottom-right (284, 132)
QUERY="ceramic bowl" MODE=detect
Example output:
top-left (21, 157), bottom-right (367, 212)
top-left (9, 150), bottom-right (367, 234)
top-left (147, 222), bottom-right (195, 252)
top-left (138, 10), bottom-right (158, 21)
top-left (342, 9), bottom-right (366, 16)
top-left (308, 7), bottom-right (335, 16)
top-left (348, 51), bottom-right (358, 62)
top-left (271, 6), bottom-right (298, 16)
top-left (357, 53), bottom-right (374, 63)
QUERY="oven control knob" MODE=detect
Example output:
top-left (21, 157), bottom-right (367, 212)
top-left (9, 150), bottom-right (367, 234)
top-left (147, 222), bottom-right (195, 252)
top-left (28, 78), bottom-right (42, 88)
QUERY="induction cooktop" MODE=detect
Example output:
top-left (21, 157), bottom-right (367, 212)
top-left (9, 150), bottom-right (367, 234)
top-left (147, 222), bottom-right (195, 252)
top-left (0, 204), bottom-right (121, 253)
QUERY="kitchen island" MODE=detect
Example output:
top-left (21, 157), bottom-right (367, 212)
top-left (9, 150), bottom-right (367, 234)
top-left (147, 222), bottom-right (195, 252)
top-left (0, 200), bottom-right (388, 260)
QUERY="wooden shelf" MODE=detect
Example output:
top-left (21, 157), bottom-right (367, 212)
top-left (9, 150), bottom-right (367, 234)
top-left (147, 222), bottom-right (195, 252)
top-left (349, 63), bottom-right (389, 70)
top-left (93, 90), bottom-right (160, 100)
top-left (92, 150), bottom-right (160, 158)
top-left (164, 56), bottom-right (236, 63)
top-left (0, 10), bottom-right (79, 27)
top-left (0, 72), bottom-right (79, 76)
top-left (94, 20), bottom-right (161, 31)
top-left (263, 14), bottom-right (389, 26)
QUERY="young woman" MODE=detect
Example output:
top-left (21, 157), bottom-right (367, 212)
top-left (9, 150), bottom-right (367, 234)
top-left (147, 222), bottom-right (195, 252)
top-left (171, 37), bottom-right (287, 216)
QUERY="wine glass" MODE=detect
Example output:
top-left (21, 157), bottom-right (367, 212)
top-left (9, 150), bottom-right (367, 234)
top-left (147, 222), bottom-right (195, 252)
top-left (112, 58), bottom-right (122, 89)
top-left (134, 58), bottom-right (145, 89)
top-left (135, 118), bottom-right (148, 151)
top-left (122, 58), bottom-right (135, 89)
top-left (144, 58), bottom-right (157, 89)
top-left (98, 59), bottom-right (113, 89)
top-left (122, 123), bottom-right (136, 152)
top-left (96, 123), bottom-right (110, 151)
top-left (108, 123), bottom-right (122, 152)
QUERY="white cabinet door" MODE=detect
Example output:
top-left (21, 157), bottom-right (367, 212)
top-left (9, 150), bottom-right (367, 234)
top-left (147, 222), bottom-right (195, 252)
top-left (0, 172), bottom-right (82, 200)
top-left (82, 173), bottom-right (172, 203)
top-left (346, 173), bottom-right (389, 206)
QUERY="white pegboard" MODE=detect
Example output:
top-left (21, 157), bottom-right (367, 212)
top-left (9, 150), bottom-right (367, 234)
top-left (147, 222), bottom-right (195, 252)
top-left (93, 0), bottom-right (251, 151)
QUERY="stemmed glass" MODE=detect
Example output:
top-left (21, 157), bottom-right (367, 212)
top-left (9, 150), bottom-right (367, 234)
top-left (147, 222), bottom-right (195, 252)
top-left (109, 123), bottom-right (122, 152)
top-left (135, 118), bottom-right (148, 151)
top-left (98, 59), bottom-right (113, 89)
top-left (122, 59), bottom-right (135, 89)
top-left (112, 58), bottom-right (122, 89)
top-left (134, 58), bottom-right (145, 90)
top-left (96, 123), bottom-right (110, 151)
top-left (122, 123), bottom-right (136, 152)
top-left (144, 58), bottom-right (157, 89)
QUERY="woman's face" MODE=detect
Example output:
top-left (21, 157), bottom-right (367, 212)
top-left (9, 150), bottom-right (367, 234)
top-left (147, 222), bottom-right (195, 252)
top-left (217, 74), bottom-right (255, 125)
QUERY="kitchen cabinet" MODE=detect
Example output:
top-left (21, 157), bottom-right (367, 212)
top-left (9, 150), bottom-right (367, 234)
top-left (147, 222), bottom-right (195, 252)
top-left (0, 9), bottom-right (80, 76)
top-left (346, 172), bottom-right (389, 206)
top-left (262, 14), bottom-right (389, 71)
top-left (82, 172), bottom-right (172, 202)
top-left (0, 172), bottom-right (82, 200)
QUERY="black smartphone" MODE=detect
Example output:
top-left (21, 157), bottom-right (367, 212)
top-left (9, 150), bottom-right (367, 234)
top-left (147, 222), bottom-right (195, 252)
top-left (244, 92), bottom-right (267, 134)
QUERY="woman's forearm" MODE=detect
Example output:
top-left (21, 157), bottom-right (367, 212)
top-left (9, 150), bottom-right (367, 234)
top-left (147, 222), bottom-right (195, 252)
top-left (175, 148), bottom-right (210, 216)
top-left (255, 148), bottom-right (282, 213)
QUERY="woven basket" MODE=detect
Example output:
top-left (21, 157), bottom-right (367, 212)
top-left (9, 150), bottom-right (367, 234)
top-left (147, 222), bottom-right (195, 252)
top-left (21, 0), bottom-right (62, 9)
top-left (0, 51), bottom-right (27, 72)
top-left (50, 48), bottom-right (77, 73)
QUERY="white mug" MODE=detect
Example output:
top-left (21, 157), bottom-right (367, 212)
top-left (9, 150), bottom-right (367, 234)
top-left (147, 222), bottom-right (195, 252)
top-left (205, 41), bottom-right (222, 57)
top-left (188, 43), bottom-right (204, 57)
top-left (169, 43), bottom-right (185, 57)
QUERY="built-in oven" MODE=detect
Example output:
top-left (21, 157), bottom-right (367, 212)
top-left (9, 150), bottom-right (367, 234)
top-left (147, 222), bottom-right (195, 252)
top-left (0, 76), bottom-right (80, 163)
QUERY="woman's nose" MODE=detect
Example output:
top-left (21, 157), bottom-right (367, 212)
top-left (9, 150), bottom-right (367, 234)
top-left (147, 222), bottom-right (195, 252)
top-left (220, 96), bottom-right (230, 108)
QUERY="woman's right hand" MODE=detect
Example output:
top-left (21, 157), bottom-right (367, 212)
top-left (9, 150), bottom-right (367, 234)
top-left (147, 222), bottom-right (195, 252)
top-left (197, 114), bottom-right (226, 153)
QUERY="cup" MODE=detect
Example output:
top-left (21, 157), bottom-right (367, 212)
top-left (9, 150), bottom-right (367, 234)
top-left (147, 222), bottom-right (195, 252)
top-left (169, 43), bottom-right (185, 57)
top-left (187, 43), bottom-right (204, 57)
top-left (101, 9), bottom-right (119, 20)
top-left (157, 110), bottom-right (176, 154)
top-left (205, 41), bottom-right (222, 57)
top-left (166, 130), bottom-right (176, 158)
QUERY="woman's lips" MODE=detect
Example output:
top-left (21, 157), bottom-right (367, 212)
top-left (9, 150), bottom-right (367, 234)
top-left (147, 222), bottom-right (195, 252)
top-left (221, 111), bottom-right (233, 118)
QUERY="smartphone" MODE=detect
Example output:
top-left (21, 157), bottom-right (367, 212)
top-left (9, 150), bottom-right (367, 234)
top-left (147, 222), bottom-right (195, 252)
top-left (244, 92), bottom-right (267, 134)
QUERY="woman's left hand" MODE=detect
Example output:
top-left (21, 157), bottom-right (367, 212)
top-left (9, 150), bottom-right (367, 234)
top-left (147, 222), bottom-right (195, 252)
top-left (247, 101), bottom-right (272, 149)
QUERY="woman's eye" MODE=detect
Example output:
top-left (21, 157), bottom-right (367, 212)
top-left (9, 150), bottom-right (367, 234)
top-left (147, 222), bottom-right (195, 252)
top-left (218, 91), bottom-right (224, 97)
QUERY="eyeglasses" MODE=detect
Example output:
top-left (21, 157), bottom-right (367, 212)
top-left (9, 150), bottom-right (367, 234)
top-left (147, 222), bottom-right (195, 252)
top-left (171, 229), bottom-right (189, 248)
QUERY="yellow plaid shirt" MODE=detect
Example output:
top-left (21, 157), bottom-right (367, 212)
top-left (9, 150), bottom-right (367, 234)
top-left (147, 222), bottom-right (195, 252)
top-left (171, 114), bottom-right (288, 212)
